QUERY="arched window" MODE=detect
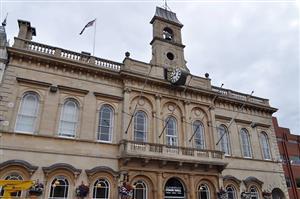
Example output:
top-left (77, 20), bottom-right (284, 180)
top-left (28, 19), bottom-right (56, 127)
top-left (165, 116), bottom-right (178, 146)
top-left (250, 186), bottom-right (259, 199)
top-left (0, 173), bottom-right (23, 197)
top-left (163, 27), bottom-right (173, 41)
top-left (49, 176), bottom-right (69, 199)
top-left (198, 184), bottom-right (210, 199)
top-left (133, 180), bottom-right (147, 199)
top-left (15, 92), bottom-right (39, 133)
top-left (98, 105), bottom-right (114, 142)
top-left (134, 111), bottom-right (147, 142)
top-left (58, 99), bottom-right (79, 137)
top-left (240, 129), bottom-right (252, 158)
top-left (260, 132), bottom-right (271, 160)
top-left (218, 125), bottom-right (231, 155)
top-left (193, 120), bottom-right (205, 149)
top-left (226, 185), bottom-right (237, 199)
top-left (93, 179), bottom-right (109, 199)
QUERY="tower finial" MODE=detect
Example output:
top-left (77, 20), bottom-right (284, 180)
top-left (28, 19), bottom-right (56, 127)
top-left (163, 0), bottom-right (170, 11)
top-left (2, 13), bottom-right (8, 27)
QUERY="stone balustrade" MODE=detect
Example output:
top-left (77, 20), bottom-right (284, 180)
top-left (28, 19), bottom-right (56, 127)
top-left (119, 140), bottom-right (225, 164)
top-left (14, 38), bottom-right (122, 71)
top-left (212, 86), bottom-right (269, 106)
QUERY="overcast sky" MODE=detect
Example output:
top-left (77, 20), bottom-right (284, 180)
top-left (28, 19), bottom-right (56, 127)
top-left (1, 0), bottom-right (299, 134)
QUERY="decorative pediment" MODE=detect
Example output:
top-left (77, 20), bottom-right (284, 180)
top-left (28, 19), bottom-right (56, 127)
top-left (42, 163), bottom-right (81, 178)
top-left (0, 159), bottom-right (38, 175)
top-left (85, 166), bottom-right (118, 177)
top-left (243, 176), bottom-right (263, 187)
top-left (223, 175), bottom-right (242, 185)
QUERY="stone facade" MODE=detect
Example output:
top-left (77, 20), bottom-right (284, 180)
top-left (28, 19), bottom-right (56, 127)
top-left (0, 7), bottom-right (288, 199)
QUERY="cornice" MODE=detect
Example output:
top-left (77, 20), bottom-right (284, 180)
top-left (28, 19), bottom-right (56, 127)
top-left (93, 91), bottom-right (123, 101)
top-left (16, 77), bottom-right (52, 88)
top-left (57, 85), bottom-right (89, 95)
top-left (150, 36), bottom-right (185, 48)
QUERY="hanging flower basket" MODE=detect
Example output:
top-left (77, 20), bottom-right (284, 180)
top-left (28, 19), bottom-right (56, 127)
top-left (75, 184), bottom-right (89, 198)
top-left (119, 182), bottom-right (133, 199)
top-left (29, 181), bottom-right (44, 196)
top-left (262, 191), bottom-right (272, 199)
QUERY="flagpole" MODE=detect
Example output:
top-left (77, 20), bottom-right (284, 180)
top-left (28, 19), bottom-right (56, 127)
top-left (93, 19), bottom-right (97, 56)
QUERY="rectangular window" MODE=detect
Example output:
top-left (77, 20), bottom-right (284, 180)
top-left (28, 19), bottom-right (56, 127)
top-left (296, 178), bottom-right (300, 188)
top-left (285, 176), bottom-right (291, 188)
top-left (290, 156), bottom-right (300, 165)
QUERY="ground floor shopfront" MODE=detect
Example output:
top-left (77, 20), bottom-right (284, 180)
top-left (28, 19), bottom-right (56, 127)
top-left (0, 158), bottom-right (287, 199)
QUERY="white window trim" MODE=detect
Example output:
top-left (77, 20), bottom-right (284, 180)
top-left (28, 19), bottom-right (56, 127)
top-left (14, 92), bottom-right (40, 134)
top-left (97, 105), bottom-right (114, 143)
top-left (58, 99), bottom-right (79, 138)
top-left (134, 111), bottom-right (148, 143)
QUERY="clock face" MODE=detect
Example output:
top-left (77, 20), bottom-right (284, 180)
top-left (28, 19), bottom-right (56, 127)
top-left (167, 68), bottom-right (182, 84)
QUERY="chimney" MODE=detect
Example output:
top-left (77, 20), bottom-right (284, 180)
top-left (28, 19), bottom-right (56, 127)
top-left (17, 20), bottom-right (36, 40)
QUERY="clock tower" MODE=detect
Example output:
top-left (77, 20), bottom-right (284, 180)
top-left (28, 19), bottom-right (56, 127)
top-left (150, 7), bottom-right (189, 72)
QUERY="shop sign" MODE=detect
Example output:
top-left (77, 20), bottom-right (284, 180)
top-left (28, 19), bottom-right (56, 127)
top-left (165, 186), bottom-right (184, 196)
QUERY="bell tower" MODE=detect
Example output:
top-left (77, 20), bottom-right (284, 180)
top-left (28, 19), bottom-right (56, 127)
top-left (150, 7), bottom-right (189, 72)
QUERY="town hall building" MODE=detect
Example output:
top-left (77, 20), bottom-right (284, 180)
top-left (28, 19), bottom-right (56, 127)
top-left (0, 6), bottom-right (288, 199)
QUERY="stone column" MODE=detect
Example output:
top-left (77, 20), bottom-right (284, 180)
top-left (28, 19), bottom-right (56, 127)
top-left (184, 100), bottom-right (191, 147)
top-left (122, 87), bottom-right (131, 140)
top-left (157, 172), bottom-right (163, 199)
top-left (189, 174), bottom-right (196, 199)
top-left (155, 94), bottom-right (162, 144)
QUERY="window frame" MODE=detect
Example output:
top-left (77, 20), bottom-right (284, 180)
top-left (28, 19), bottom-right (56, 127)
top-left (133, 180), bottom-right (147, 199)
top-left (49, 176), bottom-right (69, 199)
top-left (134, 111), bottom-right (148, 143)
top-left (15, 92), bottom-right (40, 134)
top-left (92, 178), bottom-right (110, 199)
top-left (165, 116), bottom-right (178, 146)
top-left (218, 125), bottom-right (231, 156)
top-left (240, 128), bottom-right (252, 158)
top-left (259, 132), bottom-right (271, 160)
top-left (58, 99), bottom-right (79, 138)
top-left (0, 173), bottom-right (24, 197)
top-left (97, 105), bottom-right (114, 143)
top-left (226, 185), bottom-right (237, 199)
top-left (198, 183), bottom-right (210, 199)
top-left (193, 120), bottom-right (205, 150)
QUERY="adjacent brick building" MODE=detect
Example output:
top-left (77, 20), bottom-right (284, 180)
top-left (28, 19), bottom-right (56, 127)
top-left (274, 117), bottom-right (300, 199)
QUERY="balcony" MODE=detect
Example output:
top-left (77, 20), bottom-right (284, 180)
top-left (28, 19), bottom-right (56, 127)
top-left (119, 140), bottom-right (227, 171)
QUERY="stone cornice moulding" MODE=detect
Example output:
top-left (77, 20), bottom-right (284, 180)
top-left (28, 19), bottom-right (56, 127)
top-left (234, 118), bottom-right (252, 125)
top-left (93, 92), bottom-right (123, 101)
top-left (57, 85), bottom-right (89, 95)
top-left (16, 77), bottom-right (52, 88)
top-left (215, 115), bottom-right (232, 122)
top-left (85, 166), bottom-right (119, 178)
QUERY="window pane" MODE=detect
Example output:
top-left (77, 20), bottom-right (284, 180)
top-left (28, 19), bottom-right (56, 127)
top-left (241, 129), bottom-right (251, 157)
top-left (166, 117), bottom-right (177, 146)
top-left (134, 111), bottom-right (147, 142)
top-left (194, 121), bottom-right (205, 149)
top-left (49, 176), bottom-right (69, 199)
top-left (218, 125), bottom-right (230, 155)
top-left (15, 93), bottom-right (39, 133)
top-left (98, 105), bottom-right (113, 142)
top-left (93, 179), bottom-right (109, 199)
top-left (260, 132), bottom-right (271, 160)
top-left (59, 100), bottom-right (78, 137)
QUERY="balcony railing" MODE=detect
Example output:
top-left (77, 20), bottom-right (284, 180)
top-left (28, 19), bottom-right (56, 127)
top-left (119, 140), bottom-right (225, 164)
top-left (212, 86), bottom-right (269, 106)
top-left (13, 38), bottom-right (123, 72)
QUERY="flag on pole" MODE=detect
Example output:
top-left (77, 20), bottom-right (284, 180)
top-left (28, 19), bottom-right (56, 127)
top-left (79, 19), bottom-right (96, 35)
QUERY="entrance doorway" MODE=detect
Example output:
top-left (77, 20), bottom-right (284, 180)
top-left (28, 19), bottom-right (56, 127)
top-left (164, 178), bottom-right (186, 199)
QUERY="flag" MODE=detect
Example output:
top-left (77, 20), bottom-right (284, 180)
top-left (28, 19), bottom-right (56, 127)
top-left (79, 19), bottom-right (96, 35)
